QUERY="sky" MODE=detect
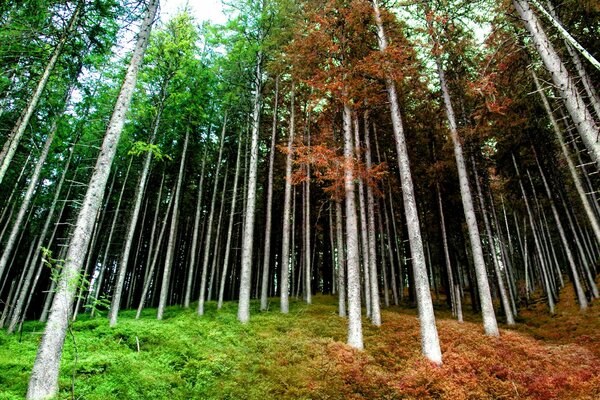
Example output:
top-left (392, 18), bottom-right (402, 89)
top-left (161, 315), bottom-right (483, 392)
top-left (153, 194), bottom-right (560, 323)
top-left (159, 0), bottom-right (227, 25)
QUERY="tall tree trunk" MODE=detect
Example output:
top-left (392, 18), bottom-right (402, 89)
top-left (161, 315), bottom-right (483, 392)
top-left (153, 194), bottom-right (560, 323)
top-left (157, 128), bottom-right (188, 320)
top-left (90, 160), bottom-right (133, 318)
top-left (513, 0), bottom-right (600, 166)
top-left (198, 117), bottom-right (227, 316)
top-left (353, 114), bottom-right (371, 317)
top-left (373, 0), bottom-right (443, 361)
top-left (260, 76), bottom-right (279, 310)
top-left (208, 166), bottom-right (229, 301)
top-left (185, 149), bottom-right (207, 308)
top-left (0, 117), bottom-right (58, 282)
top-left (364, 116), bottom-right (381, 326)
top-left (513, 155), bottom-right (556, 313)
top-left (136, 184), bottom-right (175, 319)
top-left (471, 157), bottom-right (515, 325)
top-left (335, 200), bottom-right (346, 317)
top-left (26, 1), bottom-right (158, 397)
top-left (109, 93), bottom-right (166, 326)
top-left (7, 138), bottom-right (76, 333)
top-left (531, 70), bottom-right (600, 246)
top-left (434, 45), bottom-right (498, 337)
top-left (437, 185), bottom-right (456, 317)
top-left (218, 132), bottom-right (243, 309)
top-left (343, 103), bottom-right (363, 350)
top-left (0, 1), bottom-right (82, 185)
top-left (237, 51), bottom-right (263, 323)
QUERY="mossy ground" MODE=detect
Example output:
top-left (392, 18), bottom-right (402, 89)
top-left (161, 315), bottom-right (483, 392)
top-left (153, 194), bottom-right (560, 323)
top-left (1, 284), bottom-right (599, 400)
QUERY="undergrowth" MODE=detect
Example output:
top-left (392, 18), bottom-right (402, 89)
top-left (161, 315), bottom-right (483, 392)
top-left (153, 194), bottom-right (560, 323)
top-left (1, 283), bottom-right (599, 399)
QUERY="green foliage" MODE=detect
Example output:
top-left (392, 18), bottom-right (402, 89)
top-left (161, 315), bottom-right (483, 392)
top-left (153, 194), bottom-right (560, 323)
top-left (128, 141), bottom-right (172, 161)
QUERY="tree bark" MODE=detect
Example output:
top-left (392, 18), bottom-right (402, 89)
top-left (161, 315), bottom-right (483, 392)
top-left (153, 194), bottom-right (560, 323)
top-left (343, 103), bottom-right (363, 350)
top-left (373, 0), bottom-right (444, 361)
top-left (218, 132), bottom-right (243, 309)
top-left (260, 76), bottom-right (279, 310)
top-left (185, 149), bottom-right (207, 308)
top-left (26, 1), bottom-right (158, 397)
top-left (198, 117), bottom-right (227, 315)
top-left (157, 128), bottom-right (188, 320)
top-left (237, 51), bottom-right (263, 323)
top-left (109, 92), bottom-right (166, 326)
top-left (513, 0), bottom-right (600, 166)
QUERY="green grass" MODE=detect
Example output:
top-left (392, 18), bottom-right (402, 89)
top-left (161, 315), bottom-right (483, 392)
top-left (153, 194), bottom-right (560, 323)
top-left (1, 291), bottom-right (600, 399)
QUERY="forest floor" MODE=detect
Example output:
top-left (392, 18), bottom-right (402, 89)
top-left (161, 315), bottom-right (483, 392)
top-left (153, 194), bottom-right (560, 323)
top-left (1, 282), bottom-right (600, 400)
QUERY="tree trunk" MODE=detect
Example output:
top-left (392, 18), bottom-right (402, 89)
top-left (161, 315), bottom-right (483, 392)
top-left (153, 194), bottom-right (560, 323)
top-left (157, 128), bottom-right (188, 320)
top-left (186, 149), bottom-right (207, 308)
top-left (364, 116), bottom-right (381, 325)
top-left (471, 157), bottom-right (515, 325)
top-left (373, 0), bottom-right (443, 361)
top-left (335, 200), bottom-right (346, 317)
top-left (343, 103), bottom-right (363, 350)
top-left (198, 117), bottom-right (227, 315)
top-left (260, 76), bottom-right (279, 311)
top-left (218, 132), bottom-right (243, 309)
top-left (237, 51), bottom-right (263, 323)
top-left (513, 0), bottom-right (600, 166)
top-left (434, 46), bottom-right (498, 337)
top-left (0, 117), bottom-right (57, 282)
top-left (109, 93), bottom-right (166, 326)
top-left (26, 1), bottom-right (158, 396)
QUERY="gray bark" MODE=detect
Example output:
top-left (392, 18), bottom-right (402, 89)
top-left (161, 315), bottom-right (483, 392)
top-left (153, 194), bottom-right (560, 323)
top-left (343, 103), bottom-right (363, 350)
top-left (198, 118), bottom-right (227, 315)
top-left (185, 150), bottom-right (207, 308)
top-left (237, 52), bottom-right (263, 323)
top-left (260, 76), bottom-right (279, 310)
top-left (109, 94), bottom-right (165, 326)
top-left (513, 0), bottom-right (600, 166)
top-left (335, 201), bottom-right (346, 317)
top-left (373, 0), bottom-right (443, 361)
top-left (218, 132), bottom-right (243, 309)
top-left (157, 128), bottom-right (188, 320)
top-left (0, 118), bottom-right (57, 282)
top-left (27, 1), bottom-right (158, 397)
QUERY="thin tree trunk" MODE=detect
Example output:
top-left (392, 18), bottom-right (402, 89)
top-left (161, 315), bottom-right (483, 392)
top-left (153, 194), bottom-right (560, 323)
top-left (0, 118), bottom-right (59, 284)
top-left (237, 50), bottom-right (264, 323)
top-left (434, 44), bottom-right (498, 337)
top-left (437, 185), bottom-right (456, 317)
top-left (353, 114), bottom-right (371, 317)
top-left (530, 70), bottom-right (600, 246)
top-left (513, 155), bottom-right (556, 314)
top-left (373, 0), bottom-right (444, 360)
top-left (136, 184), bottom-right (175, 319)
top-left (471, 156), bottom-right (515, 325)
top-left (26, 1), bottom-right (158, 396)
top-left (364, 115), bottom-right (381, 325)
top-left (0, 1), bottom-right (82, 185)
top-left (208, 166), bottom-right (229, 301)
top-left (157, 128), bottom-right (188, 320)
top-left (514, 0), bottom-right (600, 166)
top-left (218, 133), bottom-right (242, 309)
top-left (198, 117), bottom-right (227, 316)
top-left (109, 93), bottom-right (166, 326)
top-left (186, 149), bottom-right (207, 308)
top-left (335, 200), bottom-right (346, 317)
top-left (260, 76), bottom-right (279, 310)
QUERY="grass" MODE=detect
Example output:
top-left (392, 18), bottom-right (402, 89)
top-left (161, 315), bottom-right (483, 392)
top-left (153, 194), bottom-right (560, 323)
top-left (1, 284), bottom-right (599, 400)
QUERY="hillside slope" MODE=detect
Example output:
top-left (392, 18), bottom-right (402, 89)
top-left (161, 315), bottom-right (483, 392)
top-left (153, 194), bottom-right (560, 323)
top-left (1, 287), bottom-right (599, 399)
